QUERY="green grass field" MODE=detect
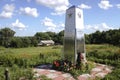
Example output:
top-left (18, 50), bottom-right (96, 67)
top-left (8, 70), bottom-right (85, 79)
top-left (1, 44), bottom-right (119, 56)
top-left (1, 46), bottom-right (61, 55)
top-left (0, 44), bottom-right (120, 80)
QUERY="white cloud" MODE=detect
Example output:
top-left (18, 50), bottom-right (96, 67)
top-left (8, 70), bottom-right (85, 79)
top-left (0, 11), bottom-right (13, 18)
top-left (41, 17), bottom-right (65, 32)
top-left (56, 23), bottom-right (65, 32)
top-left (0, 4), bottom-right (15, 18)
top-left (3, 4), bottom-right (15, 12)
top-left (98, 0), bottom-right (113, 10)
top-left (20, 7), bottom-right (39, 17)
top-left (36, 0), bottom-right (70, 15)
top-left (85, 23), bottom-right (115, 32)
top-left (59, 23), bottom-right (65, 28)
top-left (51, 5), bottom-right (68, 15)
top-left (78, 4), bottom-right (91, 9)
top-left (116, 4), bottom-right (120, 8)
top-left (42, 17), bottom-right (56, 31)
top-left (11, 19), bottom-right (26, 30)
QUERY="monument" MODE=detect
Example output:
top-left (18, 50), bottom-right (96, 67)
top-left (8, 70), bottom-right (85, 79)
top-left (64, 6), bottom-right (86, 65)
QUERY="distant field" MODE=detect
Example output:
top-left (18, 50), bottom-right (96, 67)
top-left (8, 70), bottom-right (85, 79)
top-left (0, 46), bottom-right (62, 57)
top-left (0, 44), bottom-right (119, 58)
top-left (86, 44), bottom-right (120, 52)
top-left (12, 46), bottom-right (61, 55)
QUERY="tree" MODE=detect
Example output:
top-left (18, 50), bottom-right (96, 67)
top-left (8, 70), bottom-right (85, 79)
top-left (28, 37), bottom-right (38, 47)
top-left (86, 28), bottom-right (120, 46)
top-left (46, 31), bottom-right (56, 40)
top-left (10, 37), bottom-right (22, 48)
top-left (34, 32), bottom-right (50, 42)
top-left (92, 31), bottom-right (102, 44)
top-left (10, 37), bottom-right (38, 48)
top-left (0, 28), bottom-right (15, 47)
top-left (85, 34), bottom-right (90, 44)
top-left (54, 30), bottom-right (64, 45)
top-left (21, 37), bottom-right (31, 47)
top-left (34, 31), bottom-right (64, 45)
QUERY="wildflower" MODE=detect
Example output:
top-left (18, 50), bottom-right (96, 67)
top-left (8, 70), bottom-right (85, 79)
top-left (53, 61), bottom-right (60, 67)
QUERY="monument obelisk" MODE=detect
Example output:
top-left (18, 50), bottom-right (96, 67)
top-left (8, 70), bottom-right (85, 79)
top-left (64, 6), bottom-right (86, 64)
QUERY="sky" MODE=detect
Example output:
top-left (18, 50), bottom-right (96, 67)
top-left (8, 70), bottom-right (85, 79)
top-left (0, 0), bottom-right (120, 36)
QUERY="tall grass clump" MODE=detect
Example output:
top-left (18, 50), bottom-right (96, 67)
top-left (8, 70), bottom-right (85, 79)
top-left (0, 46), bottom-right (62, 80)
top-left (86, 44), bottom-right (120, 80)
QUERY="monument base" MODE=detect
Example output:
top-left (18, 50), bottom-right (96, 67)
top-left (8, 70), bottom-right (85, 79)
top-left (53, 58), bottom-right (87, 71)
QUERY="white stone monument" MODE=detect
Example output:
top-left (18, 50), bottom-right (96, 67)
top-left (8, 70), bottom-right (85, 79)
top-left (64, 6), bottom-right (86, 65)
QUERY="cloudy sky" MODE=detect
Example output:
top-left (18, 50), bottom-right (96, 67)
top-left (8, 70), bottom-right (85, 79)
top-left (0, 0), bottom-right (120, 36)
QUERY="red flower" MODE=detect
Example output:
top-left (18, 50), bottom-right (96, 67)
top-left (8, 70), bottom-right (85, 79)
top-left (53, 61), bottom-right (57, 64)
top-left (53, 61), bottom-right (60, 67)
top-left (55, 62), bottom-right (60, 67)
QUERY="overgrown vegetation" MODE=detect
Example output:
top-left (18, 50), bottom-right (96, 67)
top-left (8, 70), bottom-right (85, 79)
top-left (0, 46), bottom-right (62, 80)
top-left (0, 45), bottom-right (120, 80)
top-left (0, 66), bottom-right (35, 80)
top-left (0, 27), bottom-right (120, 80)
top-left (86, 44), bottom-right (120, 80)
top-left (67, 61), bottom-right (95, 79)
top-left (0, 46), bottom-right (62, 67)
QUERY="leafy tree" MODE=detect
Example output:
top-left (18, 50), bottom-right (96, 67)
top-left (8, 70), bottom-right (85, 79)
top-left (46, 31), bottom-right (56, 40)
top-left (21, 37), bottom-right (31, 47)
top-left (0, 28), bottom-right (15, 47)
top-left (85, 28), bottom-right (120, 46)
top-left (54, 30), bottom-right (64, 45)
top-left (85, 34), bottom-right (90, 44)
top-left (91, 31), bottom-right (102, 44)
top-left (10, 37), bottom-right (37, 48)
top-left (34, 32), bottom-right (50, 42)
top-left (10, 37), bottom-right (23, 48)
top-left (29, 37), bottom-right (38, 47)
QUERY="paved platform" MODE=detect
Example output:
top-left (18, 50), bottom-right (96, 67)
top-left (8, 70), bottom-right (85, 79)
top-left (33, 63), bottom-right (113, 80)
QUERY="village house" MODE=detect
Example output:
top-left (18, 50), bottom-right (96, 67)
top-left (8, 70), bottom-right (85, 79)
top-left (37, 40), bottom-right (55, 46)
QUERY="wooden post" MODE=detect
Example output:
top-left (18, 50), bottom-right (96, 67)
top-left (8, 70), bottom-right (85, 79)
top-left (4, 68), bottom-right (9, 80)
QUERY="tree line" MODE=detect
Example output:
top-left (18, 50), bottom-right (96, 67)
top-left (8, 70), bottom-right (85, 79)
top-left (85, 29), bottom-right (120, 46)
top-left (0, 27), bottom-right (120, 48)
top-left (0, 28), bottom-right (64, 48)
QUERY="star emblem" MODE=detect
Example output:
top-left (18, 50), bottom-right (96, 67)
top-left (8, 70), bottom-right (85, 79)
top-left (78, 12), bottom-right (81, 18)
top-left (68, 13), bottom-right (72, 18)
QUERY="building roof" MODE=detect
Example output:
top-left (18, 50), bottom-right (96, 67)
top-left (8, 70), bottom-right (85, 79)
top-left (38, 40), bottom-right (54, 46)
top-left (40, 40), bottom-right (54, 44)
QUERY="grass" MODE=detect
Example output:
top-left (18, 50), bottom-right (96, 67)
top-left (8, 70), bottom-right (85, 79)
top-left (0, 46), bottom-right (62, 61)
top-left (0, 46), bottom-right (63, 80)
top-left (87, 44), bottom-right (119, 51)
top-left (1, 44), bottom-right (119, 57)
top-left (6, 46), bottom-right (62, 55)
top-left (0, 44), bottom-right (120, 80)
top-left (1, 46), bottom-right (63, 67)
top-left (86, 44), bottom-right (120, 80)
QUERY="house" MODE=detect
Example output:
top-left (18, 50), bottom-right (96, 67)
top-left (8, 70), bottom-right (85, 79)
top-left (38, 40), bottom-right (55, 46)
